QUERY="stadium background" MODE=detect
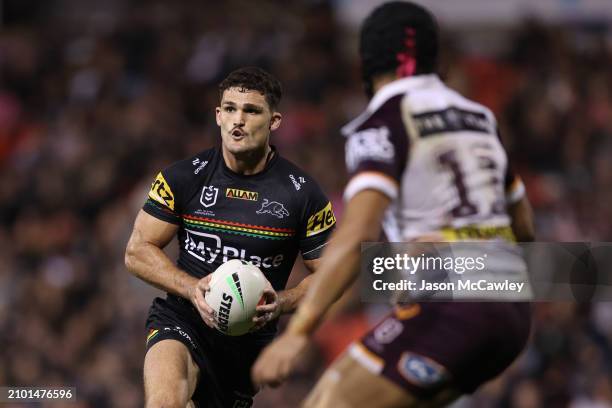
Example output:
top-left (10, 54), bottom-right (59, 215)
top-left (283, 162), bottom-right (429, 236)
top-left (1, 0), bottom-right (611, 406)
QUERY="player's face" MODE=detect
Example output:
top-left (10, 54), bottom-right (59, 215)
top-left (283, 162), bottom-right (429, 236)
top-left (216, 88), bottom-right (281, 156)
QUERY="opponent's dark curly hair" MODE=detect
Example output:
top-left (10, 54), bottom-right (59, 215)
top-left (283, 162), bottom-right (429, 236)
top-left (360, 1), bottom-right (439, 97)
top-left (219, 67), bottom-right (282, 110)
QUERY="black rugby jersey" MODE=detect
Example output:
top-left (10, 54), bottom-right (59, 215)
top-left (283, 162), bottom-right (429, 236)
top-left (143, 146), bottom-right (335, 291)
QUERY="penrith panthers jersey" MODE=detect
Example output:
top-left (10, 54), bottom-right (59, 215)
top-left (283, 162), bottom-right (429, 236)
top-left (143, 146), bottom-right (335, 291)
top-left (342, 75), bottom-right (525, 242)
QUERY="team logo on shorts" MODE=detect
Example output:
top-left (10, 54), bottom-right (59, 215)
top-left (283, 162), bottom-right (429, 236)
top-left (256, 199), bottom-right (289, 219)
top-left (373, 318), bottom-right (404, 344)
top-left (200, 185), bottom-right (219, 208)
top-left (397, 352), bottom-right (449, 388)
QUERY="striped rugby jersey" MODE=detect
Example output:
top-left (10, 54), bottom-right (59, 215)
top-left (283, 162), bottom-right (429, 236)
top-left (342, 74), bottom-right (525, 242)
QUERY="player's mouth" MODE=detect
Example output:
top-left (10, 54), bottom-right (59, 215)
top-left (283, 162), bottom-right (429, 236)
top-left (231, 128), bottom-right (246, 140)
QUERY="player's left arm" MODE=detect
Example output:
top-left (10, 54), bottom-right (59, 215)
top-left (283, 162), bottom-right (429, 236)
top-left (252, 188), bottom-right (390, 386)
top-left (288, 189), bottom-right (390, 335)
top-left (275, 258), bottom-right (320, 314)
top-left (252, 261), bottom-right (320, 330)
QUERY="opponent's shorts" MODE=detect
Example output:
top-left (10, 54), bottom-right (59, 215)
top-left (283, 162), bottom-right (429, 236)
top-left (350, 302), bottom-right (531, 398)
top-left (145, 295), bottom-right (273, 408)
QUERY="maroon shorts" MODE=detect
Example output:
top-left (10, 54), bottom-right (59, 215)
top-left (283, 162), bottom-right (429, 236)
top-left (350, 302), bottom-right (531, 398)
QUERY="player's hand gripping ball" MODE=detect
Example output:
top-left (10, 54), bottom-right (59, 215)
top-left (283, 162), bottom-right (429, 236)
top-left (205, 259), bottom-right (267, 336)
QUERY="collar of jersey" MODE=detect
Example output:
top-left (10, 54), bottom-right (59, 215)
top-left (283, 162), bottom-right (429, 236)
top-left (341, 74), bottom-right (443, 136)
top-left (220, 145), bottom-right (279, 179)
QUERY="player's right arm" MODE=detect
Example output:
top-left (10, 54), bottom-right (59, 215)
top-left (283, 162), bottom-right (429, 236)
top-left (504, 167), bottom-right (535, 242)
top-left (508, 196), bottom-right (535, 242)
top-left (125, 210), bottom-right (215, 327)
top-left (125, 165), bottom-right (217, 328)
top-left (125, 210), bottom-right (196, 299)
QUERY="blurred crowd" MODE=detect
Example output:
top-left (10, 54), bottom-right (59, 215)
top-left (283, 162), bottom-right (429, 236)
top-left (0, 1), bottom-right (611, 407)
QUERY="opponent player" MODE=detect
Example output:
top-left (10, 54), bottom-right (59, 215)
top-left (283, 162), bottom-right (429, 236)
top-left (125, 67), bottom-right (336, 408)
top-left (252, 2), bottom-right (535, 407)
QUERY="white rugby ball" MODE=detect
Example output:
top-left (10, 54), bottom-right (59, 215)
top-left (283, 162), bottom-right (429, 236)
top-left (205, 259), bottom-right (268, 336)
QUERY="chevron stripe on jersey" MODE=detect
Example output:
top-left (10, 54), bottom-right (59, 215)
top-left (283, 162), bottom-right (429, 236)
top-left (182, 214), bottom-right (296, 240)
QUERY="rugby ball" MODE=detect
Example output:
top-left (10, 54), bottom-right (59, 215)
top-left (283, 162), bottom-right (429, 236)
top-left (205, 259), bottom-right (268, 336)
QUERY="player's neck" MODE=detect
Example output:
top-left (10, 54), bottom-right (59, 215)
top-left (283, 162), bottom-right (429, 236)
top-left (222, 145), bottom-right (273, 175)
top-left (371, 73), bottom-right (400, 95)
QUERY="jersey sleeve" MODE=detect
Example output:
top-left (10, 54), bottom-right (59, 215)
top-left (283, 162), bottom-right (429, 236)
top-left (298, 183), bottom-right (336, 260)
top-left (142, 167), bottom-right (182, 225)
top-left (343, 95), bottom-right (409, 202)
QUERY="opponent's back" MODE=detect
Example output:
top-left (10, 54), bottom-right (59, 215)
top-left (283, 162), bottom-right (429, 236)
top-left (343, 75), bottom-right (523, 242)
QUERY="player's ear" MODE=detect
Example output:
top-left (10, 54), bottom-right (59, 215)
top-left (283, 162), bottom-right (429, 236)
top-left (269, 112), bottom-right (282, 131)
top-left (215, 107), bottom-right (222, 126)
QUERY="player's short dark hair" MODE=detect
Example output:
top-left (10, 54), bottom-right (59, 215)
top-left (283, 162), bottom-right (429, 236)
top-left (219, 67), bottom-right (282, 110)
top-left (360, 1), bottom-right (440, 96)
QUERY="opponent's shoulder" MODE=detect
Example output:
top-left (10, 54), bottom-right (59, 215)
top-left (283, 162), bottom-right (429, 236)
top-left (342, 94), bottom-right (405, 137)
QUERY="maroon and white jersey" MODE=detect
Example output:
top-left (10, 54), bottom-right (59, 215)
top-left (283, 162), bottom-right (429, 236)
top-left (342, 75), bottom-right (525, 242)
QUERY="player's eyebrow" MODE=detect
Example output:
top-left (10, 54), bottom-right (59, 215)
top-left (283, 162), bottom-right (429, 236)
top-left (242, 103), bottom-right (264, 112)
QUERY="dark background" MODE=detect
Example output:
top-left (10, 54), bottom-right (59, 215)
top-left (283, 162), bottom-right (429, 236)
top-left (1, 0), bottom-right (611, 406)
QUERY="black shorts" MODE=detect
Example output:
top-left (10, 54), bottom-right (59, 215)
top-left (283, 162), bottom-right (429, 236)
top-left (350, 302), bottom-right (531, 398)
top-left (145, 295), bottom-right (274, 408)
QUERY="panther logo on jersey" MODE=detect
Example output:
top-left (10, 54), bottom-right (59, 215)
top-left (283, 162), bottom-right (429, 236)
top-left (256, 199), bottom-right (289, 219)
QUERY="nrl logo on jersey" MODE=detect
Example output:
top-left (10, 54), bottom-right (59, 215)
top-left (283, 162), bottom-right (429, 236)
top-left (256, 199), bottom-right (289, 219)
top-left (200, 185), bottom-right (219, 208)
top-left (226, 188), bottom-right (259, 201)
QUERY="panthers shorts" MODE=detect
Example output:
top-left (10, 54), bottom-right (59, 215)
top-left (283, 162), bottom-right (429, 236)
top-left (145, 295), bottom-right (273, 408)
top-left (349, 302), bottom-right (531, 398)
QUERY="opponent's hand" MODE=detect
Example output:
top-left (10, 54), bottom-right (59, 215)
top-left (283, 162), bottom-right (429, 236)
top-left (251, 282), bottom-right (280, 332)
top-left (190, 275), bottom-right (217, 329)
top-left (251, 332), bottom-right (309, 387)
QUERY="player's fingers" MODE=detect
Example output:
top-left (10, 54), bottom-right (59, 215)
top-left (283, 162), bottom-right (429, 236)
top-left (197, 276), bottom-right (211, 292)
top-left (255, 303), bottom-right (277, 313)
top-left (263, 287), bottom-right (278, 301)
top-left (195, 290), bottom-right (214, 315)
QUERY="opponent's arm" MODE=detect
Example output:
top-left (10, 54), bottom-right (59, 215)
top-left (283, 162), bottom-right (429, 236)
top-left (508, 196), bottom-right (535, 242)
top-left (287, 189), bottom-right (390, 335)
top-left (125, 210), bottom-right (215, 326)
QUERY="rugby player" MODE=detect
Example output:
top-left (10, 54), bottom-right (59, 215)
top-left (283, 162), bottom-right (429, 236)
top-left (252, 2), bottom-right (535, 407)
top-left (125, 67), bottom-right (336, 408)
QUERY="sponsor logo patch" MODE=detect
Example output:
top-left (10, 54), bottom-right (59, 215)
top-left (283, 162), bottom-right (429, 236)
top-left (256, 199), bottom-right (289, 219)
top-left (289, 174), bottom-right (306, 191)
top-left (345, 126), bottom-right (395, 172)
top-left (226, 188), bottom-right (259, 201)
top-left (194, 160), bottom-right (209, 174)
top-left (184, 229), bottom-right (284, 269)
top-left (373, 318), bottom-right (404, 344)
top-left (200, 185), bottom-right (219, 208)
top-left (149, 172), bottom-right (175, 210)
top-left (397, 352), bottom-right (449, 388)
top-left (306, 202), bottom-right (336, 237)
top-left (162, 326), bottom-right (197, 349)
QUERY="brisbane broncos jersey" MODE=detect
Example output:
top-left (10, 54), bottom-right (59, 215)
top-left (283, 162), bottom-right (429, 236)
top-left (342, 74), bottom-right (525, 242)
top-left (142, 146), bottom-right (335, 291)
